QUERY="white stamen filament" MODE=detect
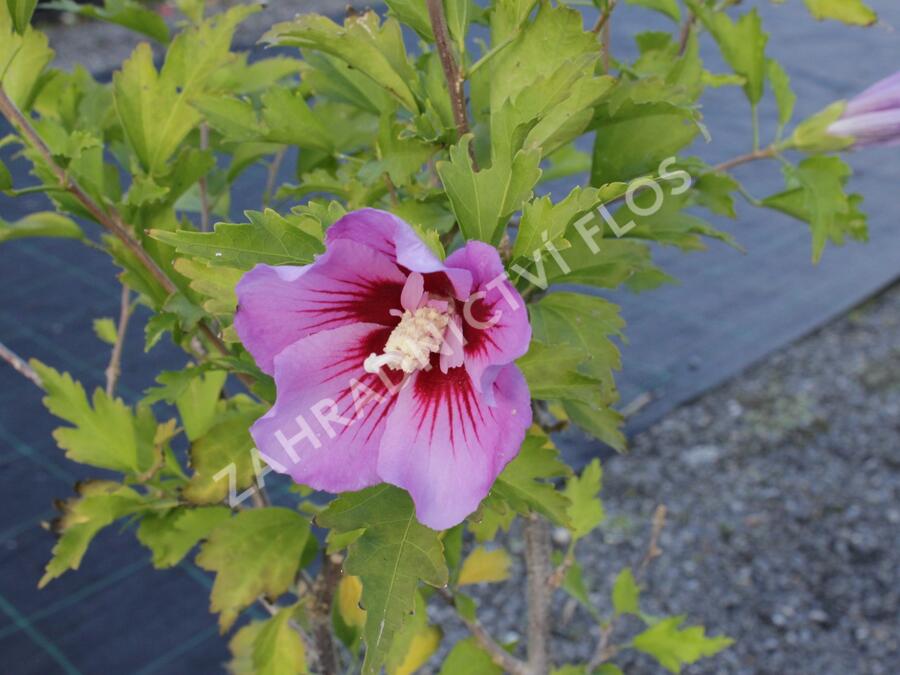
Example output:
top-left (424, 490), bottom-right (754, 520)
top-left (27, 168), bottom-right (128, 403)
top-left (364, 306), bottom-right (451, 374)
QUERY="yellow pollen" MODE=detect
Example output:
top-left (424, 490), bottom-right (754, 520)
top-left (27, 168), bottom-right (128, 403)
top-left (364, 306), bottom-right (451, 374)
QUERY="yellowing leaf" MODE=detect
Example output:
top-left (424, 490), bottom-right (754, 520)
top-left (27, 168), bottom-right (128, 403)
top-left (390, 624), bottom-right (441, 675)
top-left (253, 606), bottom-right (308, 675)
top-left (457, 547), bottom-right (512, 586)
top-left (196, 508), bottom-right (311, 631)
top-left (337, 574), bottom-right (367, 629)
top-left (40, 481), bottom-right (147, 587)
top-left (182, 404), bottom-right (267, 505)
top-left (137, 506), bottom-right (230, 569)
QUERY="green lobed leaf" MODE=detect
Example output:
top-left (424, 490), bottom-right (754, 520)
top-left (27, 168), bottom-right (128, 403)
top-left (611, 567), bottom-right (640, 616)
top-left (762, 156), bottom-right (867, 263)
top-left (468, 494), bottom-right (517, 543)
top-left (0, 11), bottom-right (54, 109)
top-left (149, 209), bottom-right (324, 269)
top-left (690, 4), bottom-right (768, 105)
top-left (264, 11), bottom-right (418, 113)
top-left (384, 0), bottom-right (433, 41)
top-left (32, 360), bottom-right (162, 474)
top-left (492, 428), bottom-right (572, 525)
top-left (196, 507), bottom-right (311, 631)
top-left (172, 369), bottom-right (227, 442)
top-left (518, 341), bottom-right (608, 405)
top-left (113, 43), bottom-right (201, 174)
top-left (563, 459), bottom-right (604, 540)
top-left (260, 88), bottom-right (333, 152)
top-left (192, 94), bottom-right (265, 142)
top-left (0, 157), bottom-right (10, 191)
top-left (44, 0), bottom-right (170, 43)
top-left (530, 293), bottom-right (626, 450)
top-left (512, 185), bottom-right (609, 262)
top-left (803, 0), bottom-right (876, 26)
top-left (632, 616), bottom-right (733, 673)
top-left (113, 6), bottom-right (255, 174)
top-left (172, 257), bottom-right (241, 316)
top-left (437, 135), bottom-right (541, 244)
top-left (767, 59), bottom-right (796, 131)
top-left (529, 292), bottom-right (624, 398)
top-left (92, 317), bottom-right (118, 345)
top-left (6, 0), bottom-right (37, 34)
top-left (479, 4), bottom-right (606, 160)
top-left (444, 0), bottom-right (471, 50)
top-left (489, 0), bottom-right (539, 46)
top-left (0, 212), bottom-right (84, 243)
top-left (591, 100), bottom-right (700, 185)
top-left (317, 485), bottom-right (448, 675)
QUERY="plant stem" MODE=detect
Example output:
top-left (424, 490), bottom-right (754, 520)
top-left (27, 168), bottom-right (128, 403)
top-left (0, 341), bottom-right (42, 388)
top-left (523, 513), bottom-right (552, 674)
top-left (585, 505), bottom-right (667, 672)
top-left (678, 12), bottom-right (697, 56)
top-left (712, 145), bottom-right (776, 173)
top-left (264, 147), bottom-right (286, 208)
top-left (591, 0), bottom-right (617, 34)
top-left (437, 588), bottom-right (531, 675)
top-left (751, 103), bottom-right (761, 151)
top-left (0, 87), bottom-right (255, 390)
top-left (105, 285), bottom-right (132, 397)
top-left (312, 553), bottom-right (343, 675)
top-left (426, 0), bottom-right (477, 169)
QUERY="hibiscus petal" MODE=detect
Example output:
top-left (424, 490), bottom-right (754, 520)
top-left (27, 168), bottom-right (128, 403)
top-left (377, 362), bottom-right (532, 530)
top-left (251, 322), bottom-right (405, 494)
top-left (829, 109), bottom-right (900, 148)
top-left (327, 208), bottom-right (472, 299)
top-left (845, 71), bottom-right (900, 117)
top-left (445, 241), bottom-right (531, 393)
top-left (234, 239), bottom-right (406, 374)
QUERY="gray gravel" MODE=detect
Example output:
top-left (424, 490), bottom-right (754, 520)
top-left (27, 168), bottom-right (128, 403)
top-left (431, 283), bottom-right (900, 674)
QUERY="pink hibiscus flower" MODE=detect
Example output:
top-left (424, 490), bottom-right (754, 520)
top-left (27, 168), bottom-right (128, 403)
top-left (234, 208), bottom-right (532, 529)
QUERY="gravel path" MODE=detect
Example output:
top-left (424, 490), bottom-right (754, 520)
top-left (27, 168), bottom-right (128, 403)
top-left (431, 282), bottom-right (900, 674)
